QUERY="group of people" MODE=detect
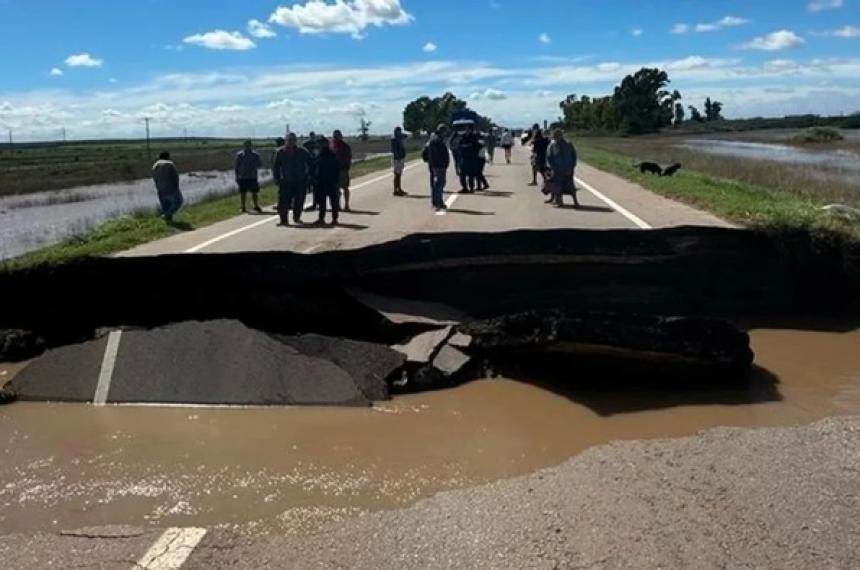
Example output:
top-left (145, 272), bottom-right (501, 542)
top-left (149, 122), bottom-right (578, 225)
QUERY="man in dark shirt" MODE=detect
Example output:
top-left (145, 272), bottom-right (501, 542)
top-left (235, 140), bottom-right (263, 214)
top-left (331, 130), bottom-right (353, 212)
top-left (529, 126), bottom-right (550, 187)
top-left (422, 123), bottom-right (451, 213)
top-left (303, 132), bottom-right (320, 211)
top-left (314, 137), bottom-right (342, 225)
top-left (272, 133), bottom-right (313, 226)
top-left (391, 126), bottom-right (408, 196)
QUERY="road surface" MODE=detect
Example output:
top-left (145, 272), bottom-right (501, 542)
top-left (121, 143), bottom-right (728, 258)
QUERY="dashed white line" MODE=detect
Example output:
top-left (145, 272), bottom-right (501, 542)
top-left (93, 330), bottom-right (122, 405)
top-left (575, 176), bottom-right (652, 230)
top-left (185, 161), bottom-right (421, 253)
top-left (137, 527), bottom-right (207, 570)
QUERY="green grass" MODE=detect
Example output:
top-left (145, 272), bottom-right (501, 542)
top-left (575, 141), bottom-right (858, 239)
top-left (1, 154), bottom-right (407, 272)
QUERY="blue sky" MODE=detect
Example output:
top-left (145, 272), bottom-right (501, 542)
top-left (0, 0), bottom-right (858, 140)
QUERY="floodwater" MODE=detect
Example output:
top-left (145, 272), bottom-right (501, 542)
top-left (1, 326), bottom-right (858, 536)
top-left (679, 138), bottom-right (860, 188)
top-left (0, 170), bottom-right (273, 260)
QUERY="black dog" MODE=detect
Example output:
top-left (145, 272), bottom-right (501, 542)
top-left (637, 162), bottom-right (663, 176)
top-left (661, 163), bottom-right (682, 177)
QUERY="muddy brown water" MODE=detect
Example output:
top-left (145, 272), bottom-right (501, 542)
top-left (1, 326), bottom-right (858, 536)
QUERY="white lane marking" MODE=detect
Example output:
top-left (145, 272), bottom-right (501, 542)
top-left (93, 330), bottom-right (122, 405)
top-left (575, 176), bottom-right (652, 230)
top-left (137, 527), bottom-right (207, 570)
top-left (185, 161), bottom-right (421, 253)
top-left (436, 191), bottom-right (460, 216)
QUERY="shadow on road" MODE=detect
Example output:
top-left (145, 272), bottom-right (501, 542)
top-left (344, 209), bottom-right (381, 216)
top-left (476, 190), bottom-right (514, 198)
top-left (558, 204), bottom-right (615, 213)
top-left (446, 208), bottom-right (495, 216)
top-left (167, 221), bottom-right (195, 231)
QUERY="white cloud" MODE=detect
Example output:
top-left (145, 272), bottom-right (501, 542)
top-left (632, 28), bottom-right (643, 37)
top-left (50, 68), bottom-right (63, 77)
top-left (184, 30), bottom-right (256, 51)
top-left (470, 88), bottom-right (507, 101)
top-left (808, 0), bottom-right (844, 12)
top-left (322, 102), bottom-right (375, 116)
top-left (536, 90), bottom-right (554, 98)
top-left (248, 19), bottom-right (277, 39)
top-left (538, 33), bottom-right (551, 44)
top-left (833, 25), bottom-right (860, 38)
top-left (266, 98), bottom-right (299, 109)
top-left (423, 42), bottom-right (437, 52)
top-left (268, 0), bottom-right (413, 39)
top-left (742, 30), bottom-right (805, 51)
top-left (679, 16), bottom-right (749, 34)
top-left (65, 53), bottom-right (103, 68)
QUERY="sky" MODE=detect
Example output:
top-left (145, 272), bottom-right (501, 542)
top-left (0, 0), bottom-right (858, 141)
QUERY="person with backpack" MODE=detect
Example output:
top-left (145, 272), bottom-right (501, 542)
top-left (422, 123), bottom-right (450, 213)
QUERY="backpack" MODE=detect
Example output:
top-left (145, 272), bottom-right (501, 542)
top-left (421, 145), bottom-right (430, 163)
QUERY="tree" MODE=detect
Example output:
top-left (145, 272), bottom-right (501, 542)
top-left (704, 98), bottom-right (713, 122)
top-left (705, 99), bottom-right (724, 121)
top-left (401, 92), bottom-right (488, 136)
top-left (359, 118), bottom-right (372, 141)
top-left (612, 68), bottom-right (674, 134)
top-left (688, 106), bottom-right (704, 123)
top-left (403, 96), bottom-right (434, 136)
top-left (674, 103), bottom-right (686, 126)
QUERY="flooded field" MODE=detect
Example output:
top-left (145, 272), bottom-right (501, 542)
top-left (1, 324), bottom-right (858, 536)
top-left (0, 170), bottom-right (272, 260)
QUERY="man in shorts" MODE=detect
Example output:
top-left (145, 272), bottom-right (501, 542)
top-left (500, 129), bottom-right (513, 164)
top-left (235, 140), bottom-right (263, 213)
top-left (332, 130), bottom-right (353, 212)
top-left (391, 126), bottom-right (408, 196)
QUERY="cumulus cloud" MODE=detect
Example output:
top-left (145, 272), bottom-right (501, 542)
top-left (675, 16), bottom-right (749, 34)
top-left (742, 30), bottom-right (805, 51)
top-left (268, 0), bottom-right (413, 39)
top-left (248, 19), bottom-right (277, 39)
top-left (266, 98), bottom-right (299, 109)
top-left (65, 53), bottom-right (103, 67)
top-left (322, 102), bottom-right (375, 116)
top-left (538, 33), bottom-right (551, 44)
top-left (470, 88), bottom-right (507, 100)
top-left (50, 68), bottom-right (63, 77)
top-left (808, 0), bottom-right (844, 12)
top-left (183, 30), bottom-right (256, 51)
top-left (831, 25), bottom-right (860, 38)
top-left (423, 42), bottom-right (437, 52)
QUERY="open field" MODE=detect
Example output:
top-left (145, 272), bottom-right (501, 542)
top-left (0, 136), bottom-right (425, 197)
top-left (0, 152), bottom-right (412, 271)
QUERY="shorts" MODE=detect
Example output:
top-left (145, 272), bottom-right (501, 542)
top-left (238, 179), bottom-right (260, 194)
top-left (339, 170), bottom-right (351, 190)
top-left (392, 159), bottom-right (405, 175)
top-left (501, 144), bottom-right (513, 150)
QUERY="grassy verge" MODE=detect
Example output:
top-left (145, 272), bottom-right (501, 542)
top-left (575, 140), bottom-right (858, 239)
top-left (1, 154), bottom-right (407, 272)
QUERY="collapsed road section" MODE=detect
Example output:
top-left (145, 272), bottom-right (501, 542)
top-left (1, 227), bottom-right (857, 406)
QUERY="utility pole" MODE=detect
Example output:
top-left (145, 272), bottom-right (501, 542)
top-left (183, 128), bottom-right (188, 143)
top-left (7, 128), bottom-right (12, 156)
top-left (143, 117), bottom-right (152, 163)
top-left (61, 127), bottom-right (67, 143)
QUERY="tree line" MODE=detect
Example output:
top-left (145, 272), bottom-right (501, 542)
top-left (558, 67), bottom-right (724, 135)
top-left (402, 92), bottom-right (492, 136)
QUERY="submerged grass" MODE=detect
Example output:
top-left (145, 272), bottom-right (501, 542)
top-left (575, 140), bottom-right (858, 239)
top-left (0, 154), bottom-right (405, 272)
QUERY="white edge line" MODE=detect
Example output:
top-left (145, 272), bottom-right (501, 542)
top-left (93, 330), bottom-right (122, 405)
top-left (575, 176), bottom-right (652, 230)
top-left (137, 527), bottom-right (207, 570)
top-left (185, 161), bottom-right (421, 253)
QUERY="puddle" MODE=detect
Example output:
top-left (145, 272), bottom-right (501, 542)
top-left (0, 326), bottom-right (858, 535)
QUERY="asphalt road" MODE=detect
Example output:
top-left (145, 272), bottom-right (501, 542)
top-left (121, 143), bottom-right (728, 258)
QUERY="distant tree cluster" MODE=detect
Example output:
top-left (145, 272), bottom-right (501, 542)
top-left (558, 67), bottom-right (724, 135)
top-left (402, 92), bottom-right (492, 136)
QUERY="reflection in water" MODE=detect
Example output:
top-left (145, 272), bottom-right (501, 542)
top-left (0, 327), bottom-right (858, 535)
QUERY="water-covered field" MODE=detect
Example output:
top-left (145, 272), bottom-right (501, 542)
top-left (0, 170), bottom-right (272, 260)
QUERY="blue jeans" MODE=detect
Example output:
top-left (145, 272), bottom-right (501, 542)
top-left (430, 167), bottom-right (447, 208)
top-left (158, 192), bottom-right (184, 220)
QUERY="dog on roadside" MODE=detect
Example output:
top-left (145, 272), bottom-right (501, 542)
top-left (661, 163), bottom-right (682, 177)
top-left (637, 162), bottom-right (663, 176)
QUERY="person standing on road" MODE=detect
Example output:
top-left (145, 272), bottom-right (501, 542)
top-left (449, 130), bottom-right (466, 192)
top-left (314, 137), bottom-right (341, 226)
top-left (391, 126), bottom-right (408, 196)
top-left (304, 132), bottom-right (321, 212)
top-left (271, 137), bottom-right (285, 212)
top-left (500, 130), bottom-right (513, 164)
top-left (545, 129), bottom-right (580, 208)
top-left (422, 123), bottom-right (450, 213)
top-left (151, 152), bottom-right (183, 223)
top-left (235, 140), bottom-right (263, 214)
top-left (485, 129), bottom-right (497, 164)
top-left (332, 130), bottom-right (353, 212)
top-left (528, 126), bottom-right (549, 187)
top-left (272, 133), bottom-right (313, 227)
top-left (458, 124), bottom-right (481, 193)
